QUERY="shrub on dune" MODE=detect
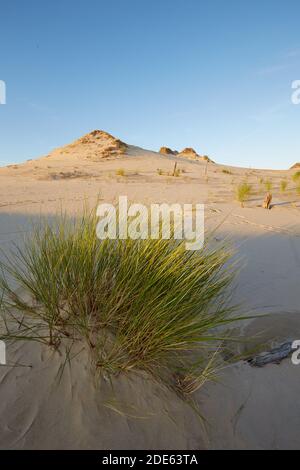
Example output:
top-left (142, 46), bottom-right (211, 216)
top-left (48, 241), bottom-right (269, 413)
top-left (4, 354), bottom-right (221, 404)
top-left (280, 180), bottom-right (288, 193)
top-left (264, 180), bottom-right (273, 192)
top-left (0, 211), bottom-right (243, 395)
top-left (236, 182), bottom-right (252, 207)
top-left (292, 171), bottom-right (300, 183)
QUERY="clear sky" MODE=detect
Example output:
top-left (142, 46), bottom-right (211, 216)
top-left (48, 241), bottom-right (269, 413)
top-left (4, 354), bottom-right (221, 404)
top-left (0, 0), bottom-right (300, 169)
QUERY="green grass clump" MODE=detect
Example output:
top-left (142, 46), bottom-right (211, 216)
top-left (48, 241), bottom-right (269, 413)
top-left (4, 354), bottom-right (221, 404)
top-left (264, 180), bottom-right (273, 191)
top-left (0, 211), bottom-right (242, 394)
top-left (116, 168), bottom-right (125, 176)
top-left (236, 182), bottom-right (252, 207)
top-left (292, 171), bottom-right (300, 183)
top-left (280, 180), bottom-right (288, 193)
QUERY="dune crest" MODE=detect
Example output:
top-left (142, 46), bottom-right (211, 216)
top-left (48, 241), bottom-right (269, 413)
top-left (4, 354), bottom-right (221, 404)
top-left (179, 147), bottom-right (214, 163)
top-left (159, 146), bottom-right (178, 155)
top-left (49, 129), bottom-right (128, 161)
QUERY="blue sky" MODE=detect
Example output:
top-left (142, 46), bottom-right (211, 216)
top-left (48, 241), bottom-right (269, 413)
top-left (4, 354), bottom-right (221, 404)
top-left (0, 0), bottom-right (299, 169)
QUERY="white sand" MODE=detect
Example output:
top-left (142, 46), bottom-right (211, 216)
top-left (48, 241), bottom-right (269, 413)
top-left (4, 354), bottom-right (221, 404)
top-left (0, 131), bottom-right (300, 449)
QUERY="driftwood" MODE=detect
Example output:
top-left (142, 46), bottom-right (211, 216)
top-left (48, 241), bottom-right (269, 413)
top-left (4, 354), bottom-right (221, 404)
top-left (247, 341), bottom-right (293, 367)
top-left (262, 192), bottom-right (272, 209)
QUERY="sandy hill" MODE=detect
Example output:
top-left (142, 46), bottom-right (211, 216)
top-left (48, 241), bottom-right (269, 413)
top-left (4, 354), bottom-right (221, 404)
top-left (159, 146), bottom-right (178, 156)
top-left (46, 131), bottom-right (214, 164)
top-left (0, 129), bottom-right (299, 450)
top-left (0, 129), bottom-right (294, 200)
top-left (47, 130), bottom-right (128, 161)
top-left (159, 145), bottom-right (214, 162)
top-left (0, 130), bottom-right (297, 175)
top-left (0, 130), bottom-right (218, 181)
top-left (0, 129), bottom-right (296, 189)
top-left (178, 147), bottom-right (212, 162)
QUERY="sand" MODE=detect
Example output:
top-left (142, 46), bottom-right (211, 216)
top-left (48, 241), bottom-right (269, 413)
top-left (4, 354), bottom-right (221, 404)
top-left (0, 130), bottom-right (300, 449)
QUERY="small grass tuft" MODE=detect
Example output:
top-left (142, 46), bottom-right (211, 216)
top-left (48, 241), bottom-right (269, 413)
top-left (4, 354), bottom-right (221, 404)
top-left (292, 171), bottom-right (300, 183)
top-left (264, 180), bottom-right (273, 192)
top-left (280, 180), bottom-right (288, 193)
top-left (116, 168), bottom-right (125, 177)
top-left (236, 182), bottom-right (252, 207)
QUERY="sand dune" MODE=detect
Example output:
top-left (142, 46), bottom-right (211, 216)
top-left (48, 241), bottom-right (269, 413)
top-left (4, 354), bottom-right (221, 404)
top-left (0, 130), bottom-right (300, 449)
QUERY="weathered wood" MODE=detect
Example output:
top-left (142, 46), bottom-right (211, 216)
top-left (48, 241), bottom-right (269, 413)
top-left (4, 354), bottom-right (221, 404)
top-left (262, 192), bottom-right (272, 209)
top-left (247, 341), bottom-right (293, 367)
top-left (205, 160), bottom-right (209, 176)
top-left (172, 162), bottom-right (178, 176)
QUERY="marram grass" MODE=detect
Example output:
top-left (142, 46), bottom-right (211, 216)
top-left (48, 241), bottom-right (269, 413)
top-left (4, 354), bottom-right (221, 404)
top-left (0, 211), bottom-right (244, 394)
